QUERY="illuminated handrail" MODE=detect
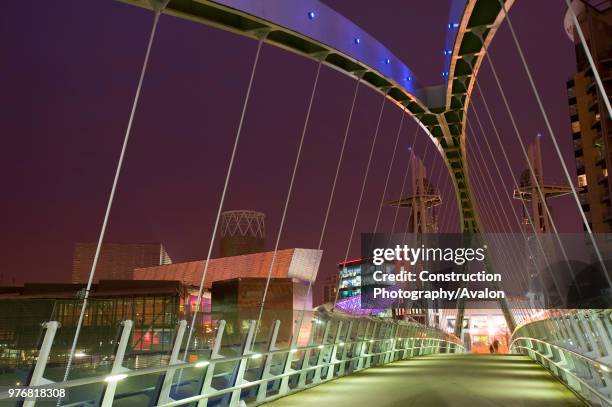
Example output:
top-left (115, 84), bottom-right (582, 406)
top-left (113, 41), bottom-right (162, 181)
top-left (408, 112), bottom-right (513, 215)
top-left (511, 336), bottom-right (611, 406)
top-left (1, 316), bottom-right (462, 406)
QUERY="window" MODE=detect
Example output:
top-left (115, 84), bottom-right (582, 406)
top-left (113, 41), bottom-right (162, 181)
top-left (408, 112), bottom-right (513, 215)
top-left (571, 121), bottom-right (581, 133)
top-left (578, 174), bottom-right (587, 187)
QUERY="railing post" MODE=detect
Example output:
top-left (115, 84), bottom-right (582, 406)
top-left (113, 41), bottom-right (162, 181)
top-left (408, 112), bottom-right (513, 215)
top-left (156, 320), bottom-right (187, 404)
top-left (355, 322), bottom-right (371, 371)
top-left (101, 320), bottom-right (133, 407)
top-left (363, 323), bottom-right (379, 369)
top-left (577, 311), bottom-right (602, 358)
top-left (591, 311), bottom-right (612, 358)
top-left (23, 321), bottom-right (58, 407)
top-left (256, 320), bottom-right (281, 402)
top-left (337, 321), bottom-right (353, 376)
top-left (197, 319), bottom-right (226, 407)
top-left (297, 319), bottom-right (316, 388)
top-left (567, 314), bottom-right (589, 352)
top-left (312, 320), bottom-right (331, 383)
top-left (384, 325), bottom-right (397, 364)
top-left (325, 321), bottom-right (343, 380)
top-left (228, 320), bottom-right (257, 407)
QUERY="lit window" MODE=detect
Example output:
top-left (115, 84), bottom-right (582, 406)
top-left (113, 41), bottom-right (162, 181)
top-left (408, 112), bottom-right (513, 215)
top-left (578, 174), bottom-right (587, 187)
top-left (571, 121), bottom-right (580, 133)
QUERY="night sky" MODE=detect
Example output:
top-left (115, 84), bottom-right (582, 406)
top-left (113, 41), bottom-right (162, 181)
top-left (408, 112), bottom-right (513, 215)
top-left (0, 1), bottom-right (580, 302)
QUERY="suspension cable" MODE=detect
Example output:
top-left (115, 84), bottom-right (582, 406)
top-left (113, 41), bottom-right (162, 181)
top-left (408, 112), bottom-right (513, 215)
top-left (372, 111), bottom-right (406, 233)
top-left (498, 0), bottom-right (610, 288)
top-left (453, 124), bottom-right (530, 320)
top-left (254, 60), bottom-right (323, 336)
top-left (183, 37), bottom-right (266, 359)
top-left (293, 75), bottom-right (362, 334)
top-left (61, 5), bottom-right (165, 383)
top-left (468, 118), bottom-right (536, 293)
top-left (471, 103), bottom-right (558, 310)
top-left (477, 54), bottom-right (581, 301)
top-left (474, 78), bottom-right (568, 305)
top-left (467, 124), bottom-right (531, 294)
top-left (389, 126), bottom-right (421, 235)
top-left (470, 97), bottom-right (558, 307)
top-left (333, 92), bottom-right (388, 309)
top-left (402, 137), bottom-right (431, 242)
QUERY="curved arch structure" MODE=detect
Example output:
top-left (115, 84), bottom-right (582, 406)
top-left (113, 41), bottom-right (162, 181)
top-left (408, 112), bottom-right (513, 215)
top-left (120, 0), bottom-right (514, 233)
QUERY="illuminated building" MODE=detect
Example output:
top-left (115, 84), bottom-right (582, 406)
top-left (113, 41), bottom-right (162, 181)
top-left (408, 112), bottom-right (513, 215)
top-left (0, 280), bottom-right (206, 366)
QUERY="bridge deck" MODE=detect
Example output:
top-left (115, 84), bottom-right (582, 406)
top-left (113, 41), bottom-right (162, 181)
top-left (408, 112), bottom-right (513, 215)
top-left (265, 354), bottom-right (584, 407)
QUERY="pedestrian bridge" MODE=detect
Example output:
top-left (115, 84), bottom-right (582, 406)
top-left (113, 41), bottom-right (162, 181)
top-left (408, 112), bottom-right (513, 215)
top-left (266, 354), bottom-right (583, 407)
top-left (6, 309), bottom-right (610, 406)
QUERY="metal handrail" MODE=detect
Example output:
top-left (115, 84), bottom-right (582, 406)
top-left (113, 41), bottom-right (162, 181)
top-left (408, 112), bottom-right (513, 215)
top-left (0, 316), bottom-right (462, 406)
top-left (511, 336), bottom-right (612, 371)
top-left (511, 337), bottom-right (611, 406)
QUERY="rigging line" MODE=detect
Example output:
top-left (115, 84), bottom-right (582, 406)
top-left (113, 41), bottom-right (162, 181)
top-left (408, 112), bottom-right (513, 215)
top-left (448, 124), bottom-right (519, 326)
top-left (498, 0), bottom-right (611, 288)
top-left (373, 110), bottom-right (406, 233)
top-left (254, 60), bottom-right (323, 336)
top-left (467, 142), bottom-right (526, 293)
top-left (383, 121), bottom-right (420, 316)
top-left (183, 37), bottom-right (265, 360)
top-left (294, 75), bottom-right (362, 330)
top-left (61, 5), bottom-right (165, 384)
top-left (467, 123), bottom-right (530, 294)
top-left (467, 119), bottom-right (531, 290)
top-left (438, 177), bottom-right (453, 232)
top-left (473, 82), bottom-right (567, 306)
top-left (430, 148), bottom-right (451, 232)
top-left (436, 159), bottom-right (455, 233)
top-left (402, 136), bottom-right (432, 242)
top-left (333, 91), bottom-right (388, 309)
top-left (389, 125), bottom-right (420, 235)
top-left (471, 98), bottom-right (556, 308)
top-left (565, 0), bottom-right (612, 121)
top-left (359, 109), bottom-right (407, 308)
top-left (384, 119), bottom-right (423, 316)
top-left (477, 57), bottom-right (581, 302)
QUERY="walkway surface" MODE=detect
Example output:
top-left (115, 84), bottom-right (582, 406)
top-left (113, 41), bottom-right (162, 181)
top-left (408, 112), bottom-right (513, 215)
top-left (265, 353), bottom-right (584, 407)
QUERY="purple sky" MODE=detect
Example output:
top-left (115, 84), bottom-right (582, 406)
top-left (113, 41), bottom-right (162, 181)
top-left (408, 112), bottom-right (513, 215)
top-left (0, 1), bottom-right (580, 301)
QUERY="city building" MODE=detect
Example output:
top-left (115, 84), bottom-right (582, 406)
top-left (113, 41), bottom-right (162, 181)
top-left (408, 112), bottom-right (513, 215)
top-left (135, 248), bottom-right (322, 344)
top-left (219, 210), bottom-right (265, 257)
top-left (71, 242), bottom-right (172, 283)
top-left (320, 273), bottom-right (339, 304)
top-left (134, 248), bottom-right (320, 305)
top-left (0, 280), bottom-right (206, 366)
top-left (565, 0), bottom-right (612, 232)
top-left (336, 259), bottom-right (363, 301)
top-left (212, 277), bottom-right (295, 345)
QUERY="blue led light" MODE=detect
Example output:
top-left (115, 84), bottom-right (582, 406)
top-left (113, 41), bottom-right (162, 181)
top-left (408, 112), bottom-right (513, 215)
top-left (405, 76), bottom-right (412, 82)
top-left (384, 58), bottom-right (391, 65)
top-left (537, 133), bottom-right (543, 138)
top-left (444, 49), bottom-right (452, 55)
top-left (307, 11), bottom-right (316, 19)
top-left (448, 22), bottom-right (459, 29)
top-left (408, 145), bottom-right (412, 151)
top-left (354, 37), bottom-right (361, 45)
top-left (442, 71), bottom-right (449, 77)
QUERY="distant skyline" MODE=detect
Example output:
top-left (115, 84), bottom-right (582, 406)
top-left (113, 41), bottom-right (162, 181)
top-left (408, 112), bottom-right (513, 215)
top-left (0, 1), bottom-right (581, 303)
